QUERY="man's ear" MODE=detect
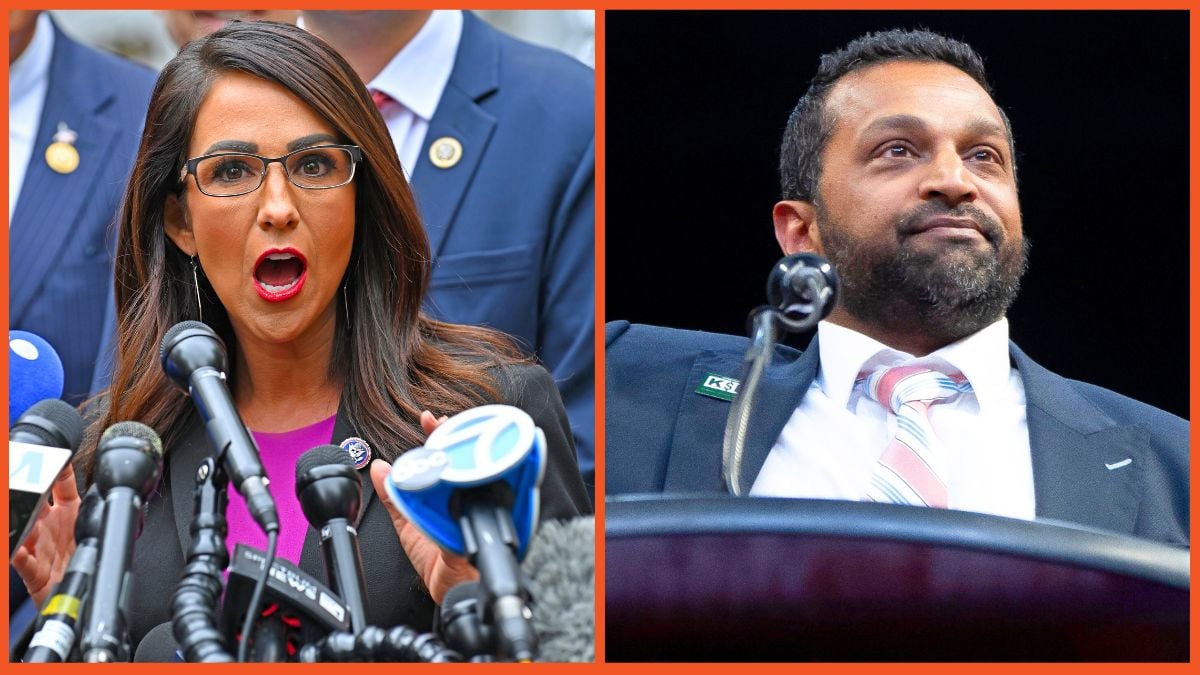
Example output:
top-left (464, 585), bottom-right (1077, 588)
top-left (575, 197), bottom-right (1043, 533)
top-left (163, 193), bottom-right (196, 256)
top-left (773, 200), bottom-right (821, 255)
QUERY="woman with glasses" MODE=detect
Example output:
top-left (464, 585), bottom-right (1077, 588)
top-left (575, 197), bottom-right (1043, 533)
top-left (12, 20), bottom-right (590, 657)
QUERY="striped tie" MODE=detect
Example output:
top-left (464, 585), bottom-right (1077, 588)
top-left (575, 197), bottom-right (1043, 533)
top-left (861, 366), bottom-right (972, 508)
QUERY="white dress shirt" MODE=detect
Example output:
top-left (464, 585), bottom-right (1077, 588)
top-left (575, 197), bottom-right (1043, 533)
top-left (9, 12), bottom-right (55, 225)
top-left (365, 10), bottom-right (462, 179)
top-left (750, 318), bottom-right (1036, 521)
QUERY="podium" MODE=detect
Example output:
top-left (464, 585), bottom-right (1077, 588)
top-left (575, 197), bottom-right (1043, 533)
top-left (605, 495), bottom-right (1189, 661)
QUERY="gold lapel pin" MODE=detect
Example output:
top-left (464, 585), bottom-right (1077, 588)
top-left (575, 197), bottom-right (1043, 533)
top-left (45, 122), bottom-right (79, 175)
top-left (428, 136), bottom-right (463, 169)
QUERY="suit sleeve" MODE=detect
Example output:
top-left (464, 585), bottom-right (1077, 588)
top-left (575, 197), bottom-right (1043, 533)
top-left (537, 139), bottom-right (595, 481)
top-left (499, 363), bottom-right (592, 519)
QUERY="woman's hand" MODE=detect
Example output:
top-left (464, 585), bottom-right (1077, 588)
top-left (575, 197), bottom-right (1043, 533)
top-left (369, 410), bottom-right (479, 605)
top-left (11, 463), bottom-right (82, 608)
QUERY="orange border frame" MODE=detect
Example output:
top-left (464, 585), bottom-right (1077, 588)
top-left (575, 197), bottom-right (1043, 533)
top-left (3, 3), bottom-right (1196, 672)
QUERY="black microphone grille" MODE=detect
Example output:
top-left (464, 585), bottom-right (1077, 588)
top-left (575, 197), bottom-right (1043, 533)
top-left (295, 444), bottom-right (355, 483)
top-left (100, 421), bottom-right (164, 457)
top-left (159, 321), bottom-right (226, 389)
top-left (765, 253), bottom-right (840, 332)
top-left (14, 398), bottom-right (84, 451)
top-left (159, 320), bottom-right (212, 361)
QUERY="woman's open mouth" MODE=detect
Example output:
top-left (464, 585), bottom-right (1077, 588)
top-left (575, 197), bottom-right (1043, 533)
top-left (253, 248), bottom-right (307, 302)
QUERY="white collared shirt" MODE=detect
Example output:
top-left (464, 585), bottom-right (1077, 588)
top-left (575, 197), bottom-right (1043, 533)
top-left (365, 9), bottom-right (462, 179)
top-left (9, 12), bottom-right (55, 225)
top-left (749, 318), bottom-right (1036, 521)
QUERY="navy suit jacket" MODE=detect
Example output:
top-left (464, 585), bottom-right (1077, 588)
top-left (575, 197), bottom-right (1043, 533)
top-left (10, 19), bottom-right (156, 404)
top-left (411, 12), bottom-right (595, 475)
top-left (605, 321), bottom-right (1189, 545)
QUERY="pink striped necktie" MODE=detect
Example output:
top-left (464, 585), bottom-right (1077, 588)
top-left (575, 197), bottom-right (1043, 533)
top-left (860, 366), bottom-right (972, 508)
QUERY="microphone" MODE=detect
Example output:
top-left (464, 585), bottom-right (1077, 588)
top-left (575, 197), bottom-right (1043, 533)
top-left (521, 517), bottom-right (595, 662)
top-left (133, 622), bottom-right (183, 662)
top-left (159, 321), bottom-right (278, 534)
top-left (221, 544), bottom-right (350, 659)
top-left (79, 422), bottom-right (164, 663)
top-left (437, 582), bottom-right (494, 660)
top-left (765, 252), bottom-right (839, 333)
top-left (295, 445), bottom-right (369, 634)
top-left (9, 331), bottom-right (64, 424)
top-left (9, 398), bottom-right (84, 555)
top-left (724, 253), bottom-right (839, 495)
top-left (385, 404), bottom-right (547, 662)
top-left (23, 486), bottom-right (104, 663)
top-left (438, 517), bottom-right (595, 662)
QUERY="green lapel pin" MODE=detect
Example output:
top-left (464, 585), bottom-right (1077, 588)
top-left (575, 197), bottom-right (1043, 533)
top-left (696, 373), bottom-right (741, 401)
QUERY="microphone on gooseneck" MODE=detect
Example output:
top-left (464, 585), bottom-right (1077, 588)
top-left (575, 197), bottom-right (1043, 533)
top-left (79, 422), bottom-right (164, 663)
top-left (438, 517), bottom-right (596, 662)
top-left (159, 321), bottom-right (278, 535)
top-left (9, 331), bottom-right (65, 424)
top-left (22, 486), bottom-right (104, 663)
top-left (295, 445), bottom-right (369, 635)
top-left (765, 252), bottom-right (839, 333)
top-left (385, 404), bottom-right (547, 662)
top-left (168, 457), bottom-right (234, 663)
top-left (437, 582), bottom-right (494, 661)
top-left (725, 253), bottom-right (841, 496)
top-left (9, 398), bottom-right (84, 555)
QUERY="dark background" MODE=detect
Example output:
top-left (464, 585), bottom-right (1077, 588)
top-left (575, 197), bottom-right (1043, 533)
top-left (605, 10), bottom-right (1189, 420)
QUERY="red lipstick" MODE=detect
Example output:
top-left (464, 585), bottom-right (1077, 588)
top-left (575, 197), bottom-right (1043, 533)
top-left (253, 248), bottom-right (308, 302)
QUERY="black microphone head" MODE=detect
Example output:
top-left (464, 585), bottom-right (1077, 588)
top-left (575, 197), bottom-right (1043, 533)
top-left (11, 398), bottom-right (84, 451)
top-left (159, 321), bottom-right (227, 390)
top-left (74, 485), bottom-right (105, 542)
top-left (134, 622), bottom-right (181, 662)
top-left (766, 253), bottom-right (839, 332)
top-left (439, 581), bottom-right (493, 658)
top-left (295, 445), bottom-right (361, 526)
top-left (443, 580), bottom-right (482, 608)
top-left (95, 421), bottom-right (164, 497)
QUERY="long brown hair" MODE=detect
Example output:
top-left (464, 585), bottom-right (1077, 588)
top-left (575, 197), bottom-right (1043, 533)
top-left (82, 21), bottom-right (522, 473)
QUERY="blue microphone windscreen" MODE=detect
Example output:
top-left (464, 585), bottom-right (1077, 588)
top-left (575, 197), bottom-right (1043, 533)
top-left (10, 331), bottom-right (64, 425)
top-left (386, 404), bottom-right (547, 558)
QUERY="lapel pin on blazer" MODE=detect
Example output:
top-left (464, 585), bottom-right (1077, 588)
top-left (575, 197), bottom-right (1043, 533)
top-left (45, 122), bottom-right (79, 175)
top-left (428, 136), bottom-right (463, 169)
top-left (339, 436), bottom-right (373, 470)
top-left (696, 373), bottom-right (741, 402)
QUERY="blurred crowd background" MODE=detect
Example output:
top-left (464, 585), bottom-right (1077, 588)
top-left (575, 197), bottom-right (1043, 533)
top-left (48, 10), bottom-right (595, 70)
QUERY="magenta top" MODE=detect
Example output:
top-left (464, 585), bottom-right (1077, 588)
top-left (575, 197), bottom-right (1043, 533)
top-left (225, 415), bottom-right (338, 565)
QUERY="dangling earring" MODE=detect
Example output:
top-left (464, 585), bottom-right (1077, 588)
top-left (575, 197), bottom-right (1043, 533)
top-left (342, 281), bottom-right (351, 332)
top-left (191, 255), bottom-right (203, 323)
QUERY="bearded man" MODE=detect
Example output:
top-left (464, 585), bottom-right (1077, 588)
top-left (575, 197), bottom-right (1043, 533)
top-left (604, 29), bottom-right (1187, 545)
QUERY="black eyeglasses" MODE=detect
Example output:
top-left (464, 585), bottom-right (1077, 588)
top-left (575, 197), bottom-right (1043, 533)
top-left (180, 144), bottom-right (363, 197)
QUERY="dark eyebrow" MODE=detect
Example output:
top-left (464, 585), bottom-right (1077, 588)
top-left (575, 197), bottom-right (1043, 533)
top-left (200, 134), bottom-right (340, 156)
top-left (287, 134), bottom-right (340, 152)
top-left (859, 114), bottom-right (928, 140)
top-left (860, 114), bottom-right (1008, 142)
top-left (203, 140), bottom-right (257, 154)
top-left (964, 117), bottom-right (1008, 142)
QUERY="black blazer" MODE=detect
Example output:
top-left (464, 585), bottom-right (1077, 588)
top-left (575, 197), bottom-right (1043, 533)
top-left (126, 363), bottom-right (591, 654)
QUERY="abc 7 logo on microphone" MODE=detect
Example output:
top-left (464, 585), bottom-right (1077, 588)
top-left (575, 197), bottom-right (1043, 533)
top-left (390, 404), bottom-right (539, 491)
